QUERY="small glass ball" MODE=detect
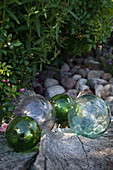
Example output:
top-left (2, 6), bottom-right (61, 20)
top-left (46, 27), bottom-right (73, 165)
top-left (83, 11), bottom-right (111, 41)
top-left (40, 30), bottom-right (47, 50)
top-left (14, 95), bottom-right (56, 131)
top-left (68, 94), bottom-right (111, 139)
top-left (6, 116), bottom-right (41, 152)
top-left (50, 94), bottom-right (73, 123)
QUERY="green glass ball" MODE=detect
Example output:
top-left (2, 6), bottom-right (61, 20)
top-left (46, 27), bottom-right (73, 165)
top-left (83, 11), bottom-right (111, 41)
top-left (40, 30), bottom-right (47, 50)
top-left (6, 116), bottom-right (41, 152)
top-left (50, 94), bottom-right (73, 123)
top-left (68, 94), bottom-right (111, 139)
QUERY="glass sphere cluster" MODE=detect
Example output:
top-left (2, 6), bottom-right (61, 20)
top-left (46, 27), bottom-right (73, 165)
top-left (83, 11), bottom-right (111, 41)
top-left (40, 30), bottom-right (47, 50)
top-left (5, 94), bottom-right (111, 153)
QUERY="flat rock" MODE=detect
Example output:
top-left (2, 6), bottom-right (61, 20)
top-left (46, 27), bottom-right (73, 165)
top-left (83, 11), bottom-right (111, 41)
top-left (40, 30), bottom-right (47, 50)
top-left (65, 89), bottom-right (78, 100)
top-left (88, 60), bottom-right (101, 70)
top-left (34, 119), bottom-right (113, 170)
top-left (101, 73), bottom-right (112, 81)
top-left (78, 68), bottom-right (87, 78)
top-left (95, 84), bottom-right (104, 96)
top-left (79, 85), bottom-right (90, 91)
top-left (105, 96), bottom-right (113, 116)
top-left (72, 74), bottom-right (82, 82)
top-left (0, 133), bottom-right (38, 170)
top-left (76, 78), bottom-right (87, 90)
top-left (45, 85), bottom-right (65, 100)
top-left (97, 84), bottom-right (113, 99)
top-left (61, 63), bottom-right (70, 72)
top-left (44, 78), bottom-right (59, 88)
top-left (109, 77), bottom-right (113, 85)
top-left (88, 70), bottom-right (105, 79)
top-left (61, 76), bottom-right (75, 89)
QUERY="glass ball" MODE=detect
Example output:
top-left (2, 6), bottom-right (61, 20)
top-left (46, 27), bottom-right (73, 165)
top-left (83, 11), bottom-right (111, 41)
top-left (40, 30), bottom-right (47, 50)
top-left (50, 94), bottom-right (73, 123)
top-left (6, 116), bottom-right (41, 152)
top-left (14, 95), bottom-right (56, 131)
top-left (68, 94), bottom-right (111, 139)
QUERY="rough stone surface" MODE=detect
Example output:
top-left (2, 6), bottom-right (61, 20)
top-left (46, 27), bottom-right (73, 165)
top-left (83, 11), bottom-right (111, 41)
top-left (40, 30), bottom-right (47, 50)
top-left (76, 78), bottom-right (87, 90)
top-left (87, 70), bottom-right (105, 79)
top-left (45, 85), bottom-right (65, 100)
top-left (0, 133), bottom-right (38, 170)
top-left (79, 85), bottom-right (90, 91)
top-left (38, 70), bottom-right (56, 81)
top-left (97, 84), bottom-right (113, 99)
top-left (101, 73), bottom-right (112, 81)
top-left (61, 71), bottom-right (73, 77)
top-left (71, 65), bottom-right (81, 74)
top-left (78, 68), bottom-right (87, 78)
top-left (95, 84), bottom-right (104, 96)
top-left (109, 77), bottom-right (113, 85)
top-left (61, 76), bottom-right (75, 89)
top-left (88, 60), bottom-right (101, 70)
top-left (96, 78), bottom-right (108, 86)
top-left (72, 74), bottom-right (82, 82)
top-left (61, 63), bottom-right (70, 72)
top-left (65, 89), bottom-right (78, 100)
top-left (60, 63), bottom-right (73, 76)
top-left (34, 119), bottom-right (113, 170)
top-left (105, 96), bottom-right (113, 116)
top-left (87, 78), bottom-right (99, 89)
top-left (74, 57), bottom-right (84, 65)
top-left (44, 78), bottom-right (59, 88)
top-left (84, 57), bottom-right (94, 65)
top-left (54, 71), bottom-right (62, 82)
top-left (32, 82), bottom-right (44, 95)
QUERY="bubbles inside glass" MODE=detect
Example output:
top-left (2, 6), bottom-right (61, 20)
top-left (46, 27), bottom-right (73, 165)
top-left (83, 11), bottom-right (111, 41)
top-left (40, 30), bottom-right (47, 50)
top-left (68, 94), bottom-right (111, 139)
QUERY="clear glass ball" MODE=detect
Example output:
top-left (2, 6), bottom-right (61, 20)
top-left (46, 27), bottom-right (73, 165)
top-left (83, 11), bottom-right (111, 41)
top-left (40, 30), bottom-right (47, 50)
top-left (14, 95), bottom-right (56, 131)
top-left (68, 94), bottom-right (111, 139)
top-left (50, 94), bottom-right (73, 123)
top-left (6, 116), bottom-right (41, 152)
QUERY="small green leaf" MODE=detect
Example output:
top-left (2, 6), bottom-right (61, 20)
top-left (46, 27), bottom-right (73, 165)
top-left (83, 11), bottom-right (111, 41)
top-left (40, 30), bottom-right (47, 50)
top-left (2, 30), bottom-right (7, 37)
top-left (65, 8), bottom-right (79, 20)
top-left (2, 62), bottom-right (6, 67)
top-left (36, 17), bottom-right (40, 37)
top-left (24, 61), bottom-right (29, 65)
top-left (40, 62), bottom-right (42, 71)
top-left (6, 65), bottom-right (12, 68)
top-left (1, 50), bottom-right (7, 56)
top-left (12, 86), bottom-right (17, 93)
top-left (8, 34), bottom-right (12, 41)
top-left (5, 86), bottom-right (12, 92)
top-left (34, 33), bottom-right (51, 45)
top-left (6, 9), bottom-right (20, 24)
top-left (12, 41), bottom-right (22, 46)
top-left (16, 71), bottom-right (22, 75)
top-left (56, 26), bottom-right (59, 42)
top-left (2, 102), bottom-right (9, 106)
top-left (16, 92), bottom-right (21, 96)
top-left (0, 2), bottom-right (3, 9)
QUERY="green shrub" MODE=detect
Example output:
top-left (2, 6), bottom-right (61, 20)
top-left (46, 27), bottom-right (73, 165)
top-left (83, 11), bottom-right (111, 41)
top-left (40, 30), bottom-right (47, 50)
top-left (0, 0), bottom-right (113, 123)
top-left (0, 27), bottom-right (32, 122)
top-left (99, 48), bottom-right (113, 75)
top-left (0, 0), bottom-right (65, 122)
top-left (61, 0), bottom-right (113, 56)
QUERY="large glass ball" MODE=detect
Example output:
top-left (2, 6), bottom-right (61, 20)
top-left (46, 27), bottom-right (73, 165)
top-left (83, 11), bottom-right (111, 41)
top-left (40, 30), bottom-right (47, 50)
top-left (68, 94), bottom-right (111, 139)
top-left (50, 94), bottom-right (73, 123)
top-left (6, 116), bottom-right (41, 152)
top-left (14, 95), bottom-right (56, 131)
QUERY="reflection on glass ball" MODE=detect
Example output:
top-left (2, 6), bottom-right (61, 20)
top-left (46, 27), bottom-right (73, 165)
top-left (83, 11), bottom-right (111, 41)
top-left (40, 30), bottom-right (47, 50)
top-left (50, 94), bottom-right (73, 123)
top-left (68, 94), bottom-right (111, 139)
top-left (14, 95), bottom-right (56, 131)
top-left (6, 116), bottom-right (41, 152)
